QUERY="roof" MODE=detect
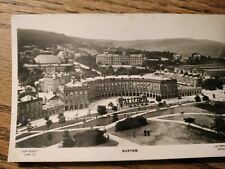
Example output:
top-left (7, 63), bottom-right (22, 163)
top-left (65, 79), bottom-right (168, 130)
top-left (43, 99), bottom-right (64, 110)
top-left (19, 95), bottom-right (40, 102)
top-left (65, 73), bottom-right (172, 88)
top-left (34, 54), bottom-right (61, 64)
top-left (38, 92), bottom-right (54, 101)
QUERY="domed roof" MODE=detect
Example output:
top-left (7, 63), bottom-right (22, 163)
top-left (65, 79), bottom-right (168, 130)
top-left (34, 54), bottom-right (61, 64)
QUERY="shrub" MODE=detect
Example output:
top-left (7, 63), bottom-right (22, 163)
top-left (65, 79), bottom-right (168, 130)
top-left (73, 129), bottom-right (108, 146)
top-left (202, 95), bottom-right (210, 102)
top-left (156, 96), bottom-right (162, 102)
top-left (112, 113), bottom-right (119, 122)
top-left (97, 105), bottom-right (107, 115)
top-left (184, 117), bottom-right (195, 124)
top-left (59, 116), bottom-right (66, 123)
top-left (115, 116), bottom-right (148, 131)
top-left (195, 95), bottom-right (201, 102)
top-left (108, 102), bottom-right (114, 107)
top-left (112, 106), bottom-right (118, 111)
top-left (46, 119), bottom-right (53, 129)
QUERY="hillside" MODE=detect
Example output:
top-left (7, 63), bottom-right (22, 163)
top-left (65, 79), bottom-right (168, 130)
top-left (113, 39), bottom-right (225, 58)
top-left (17, 29), bottom-right (225, 58)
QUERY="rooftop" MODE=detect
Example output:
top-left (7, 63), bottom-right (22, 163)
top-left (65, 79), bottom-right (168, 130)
top-left (65, 74), bottom-right (171, 88)
top-left (34, 54), bottom-right (61, 64)
top-left (19, 95), bottom-right (40, 103)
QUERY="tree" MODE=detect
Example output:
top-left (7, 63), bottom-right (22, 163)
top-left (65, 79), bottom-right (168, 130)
top-left (103, 65), bottom-right (114, 75)
top-left (118, 97), bottom-right (124, 107)
top-left (195, 95), bottom-right (201, 102)
top-left (44, 115), bottom-right (49, 121)
top-left (213, 115), bottom-right (225, 134)
top-left (112, 113), bottom-right (119, 122)
top-left (108, 102), bottom-right (114, 107)
top-left (97, 105), bottom-right (107, 115)
top-left (62, 130), bottom-right (75, 147)
top-left (112, 106), bottom-right (118, 111)
top-left (156, 95), bottom-right (162, 102)
top-left (58, 112), bottom-right (66, 123)
top-left (202, 95), bottom-right (210, 102)
top-left (202, 78), bottom-right (223, 90)
top-left (46, 119), bottom-right (53, 130)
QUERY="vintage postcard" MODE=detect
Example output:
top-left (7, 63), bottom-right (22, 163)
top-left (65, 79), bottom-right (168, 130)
top-left (8, 14), bottom-right (225, 162)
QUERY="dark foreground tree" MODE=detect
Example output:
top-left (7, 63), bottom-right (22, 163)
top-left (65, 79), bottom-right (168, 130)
top-left (62, 130), bottom-right (75, 147)
top-left (213, 116), bottom-right (225, 134)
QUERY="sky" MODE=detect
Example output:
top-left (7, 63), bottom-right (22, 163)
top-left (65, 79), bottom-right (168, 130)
top-left (12, 14), bottom-right (225, 42)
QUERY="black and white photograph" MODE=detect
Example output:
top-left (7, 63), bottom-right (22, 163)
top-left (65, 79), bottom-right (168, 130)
top-left (9, 14), bottom-right (225, 162)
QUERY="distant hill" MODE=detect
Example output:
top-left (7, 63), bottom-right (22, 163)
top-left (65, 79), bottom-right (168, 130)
top-left (17, 29), bottom-right (225, 58)
top-left (17, 29), bottom-right (72, 50)
top-left (113, 39), bottom-right (225, 58)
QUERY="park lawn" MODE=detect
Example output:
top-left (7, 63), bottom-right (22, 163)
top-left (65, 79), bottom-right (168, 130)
top-left (62, 116), bottom-right (114, 130)
top-left (195, 102), bottom-right (225, 114)
top-left (62, 114), bottom-right (129, 130)
top-left (16, 132), bottom-right (39, 140)
top-left (16, 130), bottom-right (118, 148)
top-left (160, 114), bottom-right (216, 129)
top-left (142, 104), bottom-right (210, 119)
top-left (31, 118), bottom-right (84, 131)
top-left (109, 121), bottom-right (225, 146)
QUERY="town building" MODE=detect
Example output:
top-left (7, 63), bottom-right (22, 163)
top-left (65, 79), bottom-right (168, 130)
top-left (17, 95), bottom-right (43, 123)
top-left (177, 64), bottom-right (225, 78)
top-left (37, 73), bottom-right (71, 92)
top-left (42, 96), bottom-right (64, 117)
top-left (24, 51), bottom-right (74, 73)
top-left (96, 51), bottom-right (143, 66)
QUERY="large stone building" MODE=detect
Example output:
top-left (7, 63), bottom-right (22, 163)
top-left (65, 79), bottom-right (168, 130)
top-left (23, 52), bottom-right (74, 73)
top-left (177, 64), bottom-right (225, 78)
top-left (62, 74), bottom-right (179, 110)
top-left (96, 51), bottom-right (143, 66)
top-left (17, 95), bottom-right (43, 123)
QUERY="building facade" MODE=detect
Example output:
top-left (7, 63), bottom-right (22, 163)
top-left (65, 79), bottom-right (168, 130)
top-left (17, 95), bottom-right (43, 123)
top-left (42, 98), bottom-right (64, 117)
top-left (63, 74), bottom-right (179, 110)
top-left (96, 52), bottom-right (143, 66)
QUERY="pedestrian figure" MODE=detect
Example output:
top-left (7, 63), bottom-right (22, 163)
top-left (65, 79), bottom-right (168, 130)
top-left (144, 130), bottom-right (147, 136)
top-left (213, 93), bottom-right (215, 99)
top-left (147, 130), bottom-right (150, 136)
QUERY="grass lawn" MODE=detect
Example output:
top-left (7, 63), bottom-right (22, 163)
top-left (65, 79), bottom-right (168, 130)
top-left (109, 121), bottom-right (225, 146)
top-left (16, 130), bottom-right (118, 148)
top-left (142, 104), bottom-right (210, 119)
top-left (31, 118), bottom-right (84, 131)
top-left (160, 114), bottom-right (218, 129)
top-left (16, 132), bottom-right (39, 140)
top-left (195, 102), bottom-right (225, 114)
